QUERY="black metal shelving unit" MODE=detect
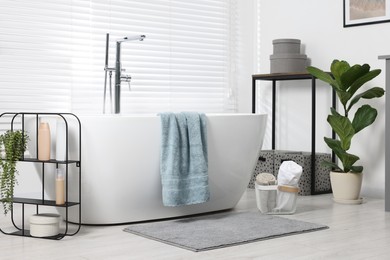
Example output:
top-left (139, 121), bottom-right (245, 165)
top-left (252, 73), bottom-right (335, 195)
top-left (0, 112), bottom-right (81, 240)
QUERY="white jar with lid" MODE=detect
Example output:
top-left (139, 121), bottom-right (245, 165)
top-left (29, 213), bottom-right (60, 237)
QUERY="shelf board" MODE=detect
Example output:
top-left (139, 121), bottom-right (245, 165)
top-left (19, 158), bottom-right (80, 164)
top-left (252, 72), bottom-right (314, 81)
top-left (10, 197), bottom-right (79, 207)
top-left (9, 229), bottom-right (64, 240)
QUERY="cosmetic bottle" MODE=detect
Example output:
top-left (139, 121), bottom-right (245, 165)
top-left (55, 168), bottom-right (65, 205)
top-left (38, 122), bottom-right (51, 161)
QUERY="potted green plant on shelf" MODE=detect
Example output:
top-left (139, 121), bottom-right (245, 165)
top-left (307, 59), bottom-right (385, 204)
top-left (0, 130), bottom-right (28, 215)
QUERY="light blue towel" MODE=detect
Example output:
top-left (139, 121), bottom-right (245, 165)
top-left (159, 112), bottom-right (209, 207)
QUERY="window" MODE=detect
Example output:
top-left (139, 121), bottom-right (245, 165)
top-left (0, 0), bottom-right (238, 114)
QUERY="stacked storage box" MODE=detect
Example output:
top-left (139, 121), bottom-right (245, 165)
top-left (270, 39), bottom-right (308, 73)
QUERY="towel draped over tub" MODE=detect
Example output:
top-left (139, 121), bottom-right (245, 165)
top-left (159, 112), bottom-right (210, 207)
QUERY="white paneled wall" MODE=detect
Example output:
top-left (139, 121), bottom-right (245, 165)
top-left (256, 0), bottom-right (387, 198)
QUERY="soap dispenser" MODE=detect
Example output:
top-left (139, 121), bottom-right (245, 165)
top-left (55, 168), bottom-right (65, 205)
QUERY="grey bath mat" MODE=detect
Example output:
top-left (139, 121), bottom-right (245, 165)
top-left (123, 211), bottom-right (328, 252)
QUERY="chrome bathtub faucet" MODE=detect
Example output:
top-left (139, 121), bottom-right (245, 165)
top-left (103, 33), bottom-right (146, 114)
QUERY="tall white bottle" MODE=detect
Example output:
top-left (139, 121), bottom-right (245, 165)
top-left (56, 119), bottom-right (67, 161)
top-left (38, 122), bottom-right (51, 161)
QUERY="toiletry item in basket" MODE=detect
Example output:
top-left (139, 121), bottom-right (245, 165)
top-left (256, 172), bottom-right (276, 185)
top-left (273, 161), bottom-right (302, 214)
top-left (255, 173), bottom-right (277, 213)
top-left (273, 185), bottom-right (299, 213)
top-left (277, 160), bottom-right (302, 186)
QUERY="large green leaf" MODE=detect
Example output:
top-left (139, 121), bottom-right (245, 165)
top-left (350, 165), bottom-right (363, 173)
top-left (347, 87), bottom-right (385, 112)
top-left (324, 137), bottom-right (360, 172)
top-left (340, 64), bottom-right (370, 91)
top-left (330, 107), bottom-right (341, 116)
top-left (337, 91), bottom-right (352, 108)
top-left (321, 160), bottom-right (342, 172)
top-left (348, 69), bottom-right (381, 97)
top-left (330, 60), bottom-right (350, 87)
top-left (327, 114), bottom-right (355, 150)
top-left (324, 137), bottom-right (345, 159)
top-left (341, 152), bottom-right (360, 172)
top-left (352, 104), bottom-right (378, 133)
top-left (306, 66), bottom-right (335, 86)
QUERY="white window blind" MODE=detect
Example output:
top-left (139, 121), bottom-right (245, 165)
top-left (0, 1), bottom-right (73, 113)
top-left (0, 0), bottom-right (238, 114)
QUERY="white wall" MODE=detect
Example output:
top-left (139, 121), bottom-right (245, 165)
top-left (236, 0), bottom-right (259, 113)
top-left (238, 0), bottom-right (388, 198)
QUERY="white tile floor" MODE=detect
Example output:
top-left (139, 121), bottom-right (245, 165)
top-left (1, 190), bottom-right (390, 259)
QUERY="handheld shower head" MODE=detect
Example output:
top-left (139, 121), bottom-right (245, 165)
top-left (117, 35), bottom-right (146, 43)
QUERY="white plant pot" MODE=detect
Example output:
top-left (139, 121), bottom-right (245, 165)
top-left (330, 171), bottom-right (363, 204)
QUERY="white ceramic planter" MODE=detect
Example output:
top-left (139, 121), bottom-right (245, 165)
top-left (330, 171), bottom-right (363, 204)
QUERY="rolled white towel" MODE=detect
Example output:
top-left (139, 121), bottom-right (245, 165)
top-left (277, 161), bottom-right (302, 186)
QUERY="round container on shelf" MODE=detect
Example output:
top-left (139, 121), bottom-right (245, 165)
top-left (272, 38), bottom-right (301, 54)
top-left (270, 53), bottom-right (307, 73)
top-left (29, 213), bottom-right (60, 237)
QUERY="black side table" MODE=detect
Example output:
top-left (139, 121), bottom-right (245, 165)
top-left (252, 72), bottom-right (335, 195)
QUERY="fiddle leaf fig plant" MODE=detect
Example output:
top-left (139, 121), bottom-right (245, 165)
top-left (307, 60), bottom-right (384, 173)
top-left (0, 130), bottom-right (28, 215)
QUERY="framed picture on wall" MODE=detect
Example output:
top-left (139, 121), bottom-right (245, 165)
top-left (344, 0), bottom-right (390, 27)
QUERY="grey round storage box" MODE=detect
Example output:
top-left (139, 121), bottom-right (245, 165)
top-left (273, 39), bottom-right (301, 54)
top-left (270, 53), bottom-right (307, 73)
top-left (30, 213), bottom-right (61, 237)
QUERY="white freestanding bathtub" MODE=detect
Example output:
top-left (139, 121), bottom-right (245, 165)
top-left (66, 113), bottom-right (267, 225)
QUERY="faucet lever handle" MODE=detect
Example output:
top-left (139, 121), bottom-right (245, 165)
top-left (120, 74), bottom-right (132, 90)
top-left (120, 74), bottom-right (131, 82)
